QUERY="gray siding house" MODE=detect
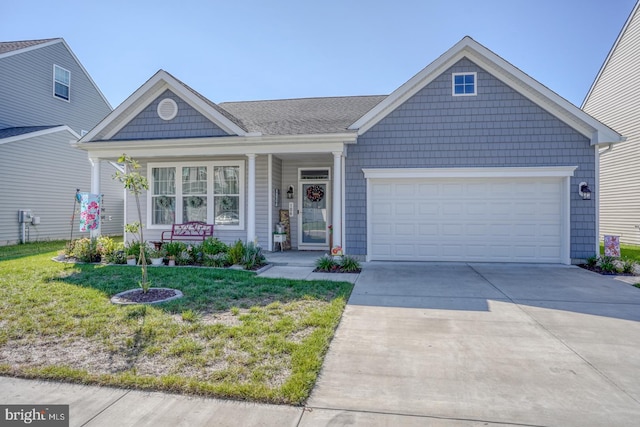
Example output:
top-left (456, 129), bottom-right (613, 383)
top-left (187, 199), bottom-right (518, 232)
top-left (75, 37), bottom-right (621, 264)
top-left (0, 38), bottom-right (123, 245)
top-left (583, 1), bottom-right (640, 245)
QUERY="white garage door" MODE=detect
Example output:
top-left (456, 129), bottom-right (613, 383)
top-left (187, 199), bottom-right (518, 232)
top-left (368, 177), bottom-right (565, 263)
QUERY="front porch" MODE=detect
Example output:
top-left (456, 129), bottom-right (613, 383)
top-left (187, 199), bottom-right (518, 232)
top-left (84, 150), bottom-right (347, 254)
top-left (264, 249), bottom-right (326, 267)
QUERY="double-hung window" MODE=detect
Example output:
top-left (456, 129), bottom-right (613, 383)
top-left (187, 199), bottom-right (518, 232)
top-left (182, 166), bottom-right (208, 222)
top-left (151, 167), bottom-right (176, 225)
top-left (54, 65), bottom-right (70, 101)
top-left (148, 161), bottom-right (244, 229)
top-left (213, 166), bottom-right (240, 226)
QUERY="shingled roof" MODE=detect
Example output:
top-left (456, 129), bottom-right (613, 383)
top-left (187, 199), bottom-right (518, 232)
top-left (0, 38), bottom-right (59, 55)
top-left (218, 95), bottom-right (387, 135)
top-left (0, 125), bottom-right (61, 139)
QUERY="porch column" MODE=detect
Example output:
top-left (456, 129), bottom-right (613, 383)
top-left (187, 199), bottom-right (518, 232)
top-left (247, 154), bottom-right (256, 243)
top-left (88, 157), bottom-right (101, 238)
top-left (332, 151), bottom-right (342, 250)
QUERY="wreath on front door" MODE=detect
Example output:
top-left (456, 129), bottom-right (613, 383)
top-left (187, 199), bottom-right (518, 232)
top-left (306, 185), bottom-right (324, 202)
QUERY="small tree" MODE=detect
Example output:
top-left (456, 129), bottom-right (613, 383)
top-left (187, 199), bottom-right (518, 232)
top-left (114, 154), bottom-right (151, 292)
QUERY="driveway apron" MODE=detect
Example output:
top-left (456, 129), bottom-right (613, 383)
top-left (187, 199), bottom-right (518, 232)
top-left (307, 262), bottom-right (640, 427)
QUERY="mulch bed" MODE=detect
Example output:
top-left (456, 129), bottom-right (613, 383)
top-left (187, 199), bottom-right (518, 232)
top-left (114, 288), bottom-right (180, 304)
top-left (577, 264), bottom-right (636, 276)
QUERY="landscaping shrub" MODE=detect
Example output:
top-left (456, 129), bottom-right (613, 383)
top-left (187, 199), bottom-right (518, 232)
top-left (201, 237), bottom-right (228, 255)
top-left (163, 241), bottom-right (186, 258)
top-left (622, 258), bottom-right (636, 274)
top-left (125, 241), bottom-right (149, 263)
top-left (315, 254), bottom-right (338, 271)
top-left (242, 242), bottom-right (266, 270)
top-left (599, 256), bottom-right (619, 274)
top-left (340, 255), bottom-right (361, 272)
top-left (203, 252), bottom-right (230, 268)
top-left (70, 238), bottom-right (100, 263)
top-left (185, 244), bottom-right (203, 264)
top-left (586, 255), bottom-right (598, 268)
top-left (228, 240), bottom-right (245, 265)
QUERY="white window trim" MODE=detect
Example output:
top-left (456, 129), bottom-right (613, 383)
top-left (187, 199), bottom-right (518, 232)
top-left (53, 64), bottom-right (70, 102)
top-left (147, 161), bottom-right (245, 231)
top-left (452, 72), bottom-right (477, 97)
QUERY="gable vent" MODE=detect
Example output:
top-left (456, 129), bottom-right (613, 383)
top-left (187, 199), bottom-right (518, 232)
top-left (157, 98), bottom-right (178, 121)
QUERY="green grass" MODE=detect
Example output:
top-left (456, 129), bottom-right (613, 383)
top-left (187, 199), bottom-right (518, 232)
top-left (600, 242), bottom-right (640, 262)
top-left (0, 240), bottom-right (353, 404)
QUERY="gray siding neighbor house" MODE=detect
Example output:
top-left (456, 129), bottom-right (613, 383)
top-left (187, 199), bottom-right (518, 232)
top-left (583, 1), bottom-right (640, 245)
top-left (75, 37), bottom-right (622, 264)
top-left (0, 38), bottom-right (123, 245)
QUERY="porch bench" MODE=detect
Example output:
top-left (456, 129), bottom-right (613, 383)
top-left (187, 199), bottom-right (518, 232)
top-left (161, 221), bottom-right (214, 243)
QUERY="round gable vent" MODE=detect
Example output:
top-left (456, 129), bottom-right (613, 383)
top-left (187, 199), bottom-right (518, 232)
top-left (157, 98), bottom-right (178, 121)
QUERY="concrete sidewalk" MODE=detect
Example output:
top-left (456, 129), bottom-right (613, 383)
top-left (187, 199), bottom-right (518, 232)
top-left (0, 376), bottom-right (508, 426)
top-left (258, 265), bottom-right (359, 283)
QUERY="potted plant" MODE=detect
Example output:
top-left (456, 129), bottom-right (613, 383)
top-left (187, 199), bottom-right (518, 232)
top-left (149, 248), bottom-right (166, 266)
top-left (163, 241), bottom-right (186, 266)
top-left (126, 254), bottom-right (137, 266)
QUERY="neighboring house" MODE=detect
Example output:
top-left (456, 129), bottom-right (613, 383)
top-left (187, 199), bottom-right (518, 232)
top-left (583, 1), bottom-right (640, 245)
top-left (0, 38), bottom-right (123, 245)
top-left (75, 37), bottom-right (622, 264)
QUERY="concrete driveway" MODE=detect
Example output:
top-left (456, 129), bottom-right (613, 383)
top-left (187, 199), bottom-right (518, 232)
top-left (307, 263), bottom-right (640, 427)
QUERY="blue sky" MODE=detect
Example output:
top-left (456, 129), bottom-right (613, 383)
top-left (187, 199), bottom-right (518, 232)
top-left (1, 0), bottom-right (636, 108)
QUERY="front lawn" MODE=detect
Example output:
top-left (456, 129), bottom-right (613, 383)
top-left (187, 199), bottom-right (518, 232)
top-left (0, 241), bottom-right (352, 404)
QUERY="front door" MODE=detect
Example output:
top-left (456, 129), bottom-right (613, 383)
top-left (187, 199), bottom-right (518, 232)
top-left (299, 181), bottom-right (330, 249)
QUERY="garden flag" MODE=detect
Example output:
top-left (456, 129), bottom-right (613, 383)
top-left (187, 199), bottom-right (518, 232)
top-left (79, 193), bottom-right (100, 232)
top-left (604, 235), bottom-right (620, 257)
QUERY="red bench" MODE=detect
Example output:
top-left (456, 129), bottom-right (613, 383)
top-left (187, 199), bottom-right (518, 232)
top-left (161, 222), bottom-right (214, 242)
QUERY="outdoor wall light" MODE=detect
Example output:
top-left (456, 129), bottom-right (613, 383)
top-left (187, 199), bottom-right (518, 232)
top-left (578, 182), bottom-right (592, 200)
top-left (287, 185), bottom-right (294, 199)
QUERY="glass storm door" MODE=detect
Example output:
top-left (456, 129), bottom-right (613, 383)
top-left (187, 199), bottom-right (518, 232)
top-left (299, 182), bottom-right (329, 247)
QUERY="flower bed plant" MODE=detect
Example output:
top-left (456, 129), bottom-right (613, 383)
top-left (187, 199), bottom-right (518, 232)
top-left (64, 236), bottom-right (266, 271)
top-left (579, 255), bottom-right (638, 276)
top-left (314, 254), bottom-right (362, 273)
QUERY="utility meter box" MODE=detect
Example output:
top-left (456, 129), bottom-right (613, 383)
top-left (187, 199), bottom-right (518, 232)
top-left (18, 210), bottom-right (32, 223)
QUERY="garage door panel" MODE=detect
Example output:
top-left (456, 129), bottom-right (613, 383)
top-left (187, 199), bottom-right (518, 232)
top-left (395, 223), bottom-right (415, 235)
top-left (417, 244), bottom-right (439, 257)
top-left (372, 183), bottom-right (392, 196)
top-left (442, 224), bottom-right (463, 236)
top-left (419, 203), bottom-right (438, 215)
top-left (395, 184), bottom-right (415, 196)
top-left (418, 224), bottom-right (438, 235)
top-left (372, 223), bottom-right (392, 236)
top-left (395, 203), bottom-right (415, 215)
top-left (369, 177), bottom-right (564, 263)
top-left (372, 202), bottom-right (392, 216)
top-left (417, 184), bottom-right (439, 197)
top-left (442, 203), bottom-right (464, 216)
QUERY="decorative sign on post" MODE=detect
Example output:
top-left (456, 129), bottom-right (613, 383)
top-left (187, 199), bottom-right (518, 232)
top-left (79, 193), bottom-right (101, 232)
top-left (604, 235), bottom-right (620, 257)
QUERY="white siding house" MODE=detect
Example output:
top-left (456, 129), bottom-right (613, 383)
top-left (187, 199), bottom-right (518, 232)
top-left (0, 38), bottom-right (122, 245)
top-left (583, 1), bottom-right (640, 245)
